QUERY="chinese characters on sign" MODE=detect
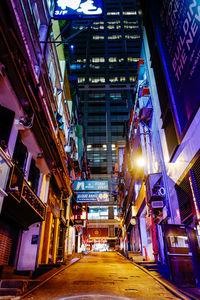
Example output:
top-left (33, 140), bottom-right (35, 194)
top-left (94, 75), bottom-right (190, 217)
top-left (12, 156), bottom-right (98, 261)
top-left (54, 0), bottom-right (103, 18)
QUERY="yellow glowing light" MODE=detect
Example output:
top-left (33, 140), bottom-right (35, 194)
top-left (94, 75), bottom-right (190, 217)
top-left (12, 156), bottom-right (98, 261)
top-left (137, 157), bottom-right (145, 167)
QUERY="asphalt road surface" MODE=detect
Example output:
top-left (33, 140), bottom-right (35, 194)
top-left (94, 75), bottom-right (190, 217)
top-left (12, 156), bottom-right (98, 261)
top-left (22, 252), bottom-right (180, 300)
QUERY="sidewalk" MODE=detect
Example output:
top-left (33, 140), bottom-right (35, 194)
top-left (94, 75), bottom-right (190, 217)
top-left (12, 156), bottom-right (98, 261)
top-left (0, 254), bottom-right (84, 299)
top-left (125, 251), bottom-right (200, 300)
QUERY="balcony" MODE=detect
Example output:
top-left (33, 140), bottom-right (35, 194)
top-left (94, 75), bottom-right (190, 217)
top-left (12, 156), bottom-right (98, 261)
top-left (3, 165), bottom-right (46, 228)
top-left (0, 147), bottom-right (13, 201)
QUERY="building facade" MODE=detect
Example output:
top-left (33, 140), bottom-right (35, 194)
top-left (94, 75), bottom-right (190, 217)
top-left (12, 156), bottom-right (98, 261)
top-left (0, 0), bottom-right (86, 277)
top-left (120, 0), bottom-right (200, 288)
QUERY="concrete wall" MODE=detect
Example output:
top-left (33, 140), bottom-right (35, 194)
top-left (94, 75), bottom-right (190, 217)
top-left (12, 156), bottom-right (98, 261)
top-left (17, 223), bottom-right (40, 270)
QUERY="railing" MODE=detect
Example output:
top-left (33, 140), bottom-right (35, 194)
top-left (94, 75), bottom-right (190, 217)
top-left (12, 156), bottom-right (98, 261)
top-left (8, 164), bottom-right (46, 220)
top-left (22, 180), bottom-right (46, 220)
top-left (0, 147), bottom-right (13, 197)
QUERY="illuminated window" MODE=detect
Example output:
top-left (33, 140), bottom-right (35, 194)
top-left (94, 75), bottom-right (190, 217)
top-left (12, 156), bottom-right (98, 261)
top-left (107, 25), bottom-right (121, 30)
top-left (87, 145), bottom-right (92, 151)
top-left (127, 57), bottom-right (139, 62)
top-left (109, 77), bottom-right (118, 82)
top-left (93, 35), bottom-right (104, 40)
top-left (124, 20), bottom-right (138, 24)
top-left (124, 25), bottom-right (138, 29)
top-left (129, 76), bottom-right (136, 82)
top-left (119, 77), bottom-right (126, 82)
top-left (89, 77), bottom-right (105, 83)
top-left (109, 57), bottom-right (117, 63)
top-left (107, 12), bottom-right (120, 15)
top-left (123, 11), bottom-right (137, 15)
top-left (76, 58), bottom-right (86, 63)
top-left (78, 77), bottom-right (85, 83)
top-left (125, 34), bottom-right (140, 39)
top-left (91, 57), bottom-right (105, 63)
top-left (119, 58), bottom-right (124, 62)
top-left (93, 21), bottom-right (104, 25)
top-left (107, 21), bottom-right (120, 24)
top-left (108, 35), bottom-right (122, 40)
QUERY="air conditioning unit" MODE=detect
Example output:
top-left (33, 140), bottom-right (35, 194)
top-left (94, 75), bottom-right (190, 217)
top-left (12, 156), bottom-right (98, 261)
top-left (151, 200), bottom-right (164, 209)
top-left (145, 173), bottom-right (165, 202)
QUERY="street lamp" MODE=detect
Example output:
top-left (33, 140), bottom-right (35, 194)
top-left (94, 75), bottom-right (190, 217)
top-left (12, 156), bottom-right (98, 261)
top-left (136, 156), bottom-right (145, 167)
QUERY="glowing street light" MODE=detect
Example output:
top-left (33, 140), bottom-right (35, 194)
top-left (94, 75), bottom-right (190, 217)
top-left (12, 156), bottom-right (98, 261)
top-left (136, 156), bottom-right (145, 167)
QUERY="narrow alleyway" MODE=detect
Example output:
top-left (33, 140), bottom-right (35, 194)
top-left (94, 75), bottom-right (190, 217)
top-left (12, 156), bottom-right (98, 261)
top-left (22, 252), bottom-right (179, 300)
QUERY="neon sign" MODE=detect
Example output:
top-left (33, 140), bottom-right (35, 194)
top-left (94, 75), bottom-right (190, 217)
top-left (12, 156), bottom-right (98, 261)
top-left (54, 0), bottom-right (103, 18)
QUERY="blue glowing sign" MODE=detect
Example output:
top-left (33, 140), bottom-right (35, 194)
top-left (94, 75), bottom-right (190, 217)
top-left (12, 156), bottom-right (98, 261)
top-left (152, 0), bottom-right (200, 136)
top-left (53, 0), bottom-right (103, 19)
top-left (73, 180), bottom-right (108, 191)
top-left (77, 192), bottom-right (109, 202)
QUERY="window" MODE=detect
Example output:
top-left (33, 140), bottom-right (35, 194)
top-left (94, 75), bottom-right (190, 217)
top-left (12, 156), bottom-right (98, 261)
top-left (78, 77), bottom-right (85, 83)
top-left (0, 106), bottom-right (15, 146)
top-left (87, 144), bottom-right (107, 151)
top-left (12, 133), bottom-right (28, 172)
top-left (108, 35), bottom-right (122, 40)
top-left (76, 58), bottom-right (86, 63)
top-left (125, 34), bottom-right (140, 39)
top-left (89, 77), bottom-right (105, 83)
top-left (123, 11), bottom-right (137, 15)
top-left (88, 112), bottom-right (105, 116)
top-left (109, 57), bottom-right (117, 63)
top-left (88, 207), bottom-right (109, 220)
top-left (124, 25), bottom-right (138, 29)
top-left (127, 57), bottom-right (139, 62)
top-left (28, 158), bottom-right (40, 194)
top-left (32, 2), bottom-right (41, 30)
top-left (109, 77), bottom-right (118, 83)
top-left (129, 76), bottom-right (136, 82)
top-left (107, 12), bottom-right (120, 15)
top-left (88, 121), bottom-right (106, 126)
top-left (110, 92), bottom-right (122, 100)
top-left (93, 36), bottom-right (104, 40)
top-left (91, 57), bottom-right (105, 63)
top-left (119, 77), bottom-right (126, 82)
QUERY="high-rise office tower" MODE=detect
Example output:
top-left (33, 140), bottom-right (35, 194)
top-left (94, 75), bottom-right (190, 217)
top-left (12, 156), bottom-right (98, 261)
top-left (67, 0), bottom-right (141, 248)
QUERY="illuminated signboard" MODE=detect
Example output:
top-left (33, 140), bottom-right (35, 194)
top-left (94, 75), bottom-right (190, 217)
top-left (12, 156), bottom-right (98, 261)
top-left (152, 0), bottom-right (200, 136)
top-left (53, 0), bottom-right (103, 19)
top-left (77, 192), bottom-right (109, 202)
top-left (73, 180), bottom-right (108, 191)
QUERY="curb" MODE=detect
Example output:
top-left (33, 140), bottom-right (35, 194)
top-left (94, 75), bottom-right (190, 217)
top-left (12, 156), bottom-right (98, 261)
top-left (116, 252), bottom-right (192, 300)
top-left (19, 257), bottom-right (81, 299)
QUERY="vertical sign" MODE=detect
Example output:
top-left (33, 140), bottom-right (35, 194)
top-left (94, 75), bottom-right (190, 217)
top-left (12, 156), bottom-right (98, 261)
top-left (152, 0), bottom-right (200, 136)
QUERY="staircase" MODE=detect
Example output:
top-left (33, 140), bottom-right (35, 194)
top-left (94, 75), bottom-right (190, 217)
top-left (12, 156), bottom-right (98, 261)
top-left (0, 263), bottom-right (61, 297)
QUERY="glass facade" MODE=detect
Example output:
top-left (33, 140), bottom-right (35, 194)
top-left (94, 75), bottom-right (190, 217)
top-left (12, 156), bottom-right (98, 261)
top-left (66, 0), bottom-right (141, 200)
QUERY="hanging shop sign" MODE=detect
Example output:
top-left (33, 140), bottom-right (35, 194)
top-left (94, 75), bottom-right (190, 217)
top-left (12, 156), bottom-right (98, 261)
top-left (53, 0), bottom-right (103, 19)
top-left (77, 192), bottom-right (109, 202)
top-left (73, 180), bottom-right (108, 191)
